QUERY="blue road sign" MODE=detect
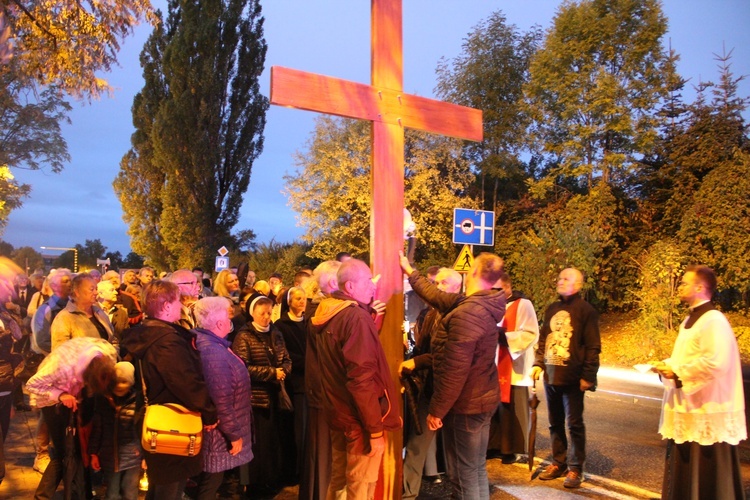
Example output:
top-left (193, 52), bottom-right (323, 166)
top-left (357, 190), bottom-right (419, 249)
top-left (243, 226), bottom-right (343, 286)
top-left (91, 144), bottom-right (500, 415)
top-left (215, 256), bottom-right (229, 272)
top-left (453, 208), bottom-right (495, 246)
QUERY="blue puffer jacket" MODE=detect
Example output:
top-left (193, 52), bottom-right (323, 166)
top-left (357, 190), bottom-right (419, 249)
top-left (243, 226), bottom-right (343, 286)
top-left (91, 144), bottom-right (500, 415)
top-left (194, 328), bottom-right (254, 473)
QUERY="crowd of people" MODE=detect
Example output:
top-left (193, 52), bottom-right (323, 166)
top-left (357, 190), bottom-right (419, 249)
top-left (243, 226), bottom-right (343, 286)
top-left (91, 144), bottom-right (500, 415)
top-left (0, 251), bottom-right (745, 500)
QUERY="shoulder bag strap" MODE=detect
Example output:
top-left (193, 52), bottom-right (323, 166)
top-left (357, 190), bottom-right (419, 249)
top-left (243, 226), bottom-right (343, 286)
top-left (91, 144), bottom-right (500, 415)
top-left (138, 359), bottom-right (149, 407)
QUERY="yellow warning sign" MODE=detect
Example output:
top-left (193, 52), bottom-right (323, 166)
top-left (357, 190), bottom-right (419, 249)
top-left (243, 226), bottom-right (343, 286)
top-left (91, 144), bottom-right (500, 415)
top-left (453, 244), bottom-right (474, 272)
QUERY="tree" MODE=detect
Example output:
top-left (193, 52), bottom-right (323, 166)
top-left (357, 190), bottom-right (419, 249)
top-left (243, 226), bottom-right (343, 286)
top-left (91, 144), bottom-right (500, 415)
top-left (524, 0), bottom-right (676, 195)
top-left (679, 151), bottom-right (750, 304)
top-left (247, 239), bottom-right (317, 285)
top-left (404, 131), bottom-right (478, 266)
top-left (122, 251), bottom-right (145, 270)
top-left (435, 11), bottom-right (541, 211)
top-left (285, 117), bottom-right (476, 264)
top-left (114, 16), bottom-right (172, 270)
top-left (657, 50), bottom-right (748, 235)
top-left (0, 165), bottom-right (29, 231)
top-left (631, 239), bottom-right (685, 351)
top-left (0, 74), bottom-right (70, 230)
top-left (0, 239), bottom-right (13, 257)
top-left (0, 75), bottom-right (71, 173)
top-left (103, 250), bottom-right (123, 270)
top-left (0, 1), bottom-right (155, 99)
top-left (52, 250), bottom-right (75, 270)
top-left (1, 0), bottom-right (153, 228)
top-left (115, 0), bottom-right (269, 271)
top-left (285, 117), bottom-right (371, 260)
top-left (75, 239), bottom-right (107, 269)
top-left (11, 245), bottom-right (43, 273)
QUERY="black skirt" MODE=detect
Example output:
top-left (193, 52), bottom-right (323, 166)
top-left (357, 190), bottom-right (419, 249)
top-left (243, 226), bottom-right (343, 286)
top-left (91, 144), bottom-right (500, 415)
top-left (487, 385), bottom-right (529, 455)
top-left (662, 439), bottom-right (745, 500)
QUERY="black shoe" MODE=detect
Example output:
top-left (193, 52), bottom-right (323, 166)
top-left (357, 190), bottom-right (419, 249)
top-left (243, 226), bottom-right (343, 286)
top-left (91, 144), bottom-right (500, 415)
top-left (501, 453), bottom-right (517, 464)
top-left (539, 463), bottom-right (567, 480)
top-left (15, 403), bottom-right (32, 411)
top-left (424, 474), bottom-right (443, 485)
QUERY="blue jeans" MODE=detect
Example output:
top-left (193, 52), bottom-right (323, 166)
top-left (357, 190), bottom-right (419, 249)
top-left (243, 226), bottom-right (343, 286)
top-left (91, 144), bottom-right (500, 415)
top-left (105, 467), bottom-right (140, 500)
top-left (545, 383), bottom-right (586, 471)
top-left (442, 411), bottom-right (493, 500)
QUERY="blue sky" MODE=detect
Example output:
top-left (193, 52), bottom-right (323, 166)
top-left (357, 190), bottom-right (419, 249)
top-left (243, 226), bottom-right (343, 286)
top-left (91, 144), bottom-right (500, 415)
top-left (4, 0), bottom-right (749, 257)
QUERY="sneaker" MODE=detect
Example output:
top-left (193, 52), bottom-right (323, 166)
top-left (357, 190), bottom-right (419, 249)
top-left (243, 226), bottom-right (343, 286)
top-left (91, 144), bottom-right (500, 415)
top-left (33, 454), bottom-right (50, 474)
top-left (563, 470), bottom-right (582, 488)
top-left (539, 463), bottom-right (567, 480)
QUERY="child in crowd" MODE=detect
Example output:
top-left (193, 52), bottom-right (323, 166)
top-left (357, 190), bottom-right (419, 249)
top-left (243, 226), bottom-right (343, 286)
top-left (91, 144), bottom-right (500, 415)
top-left (89, 361), bottom-right (141, 500)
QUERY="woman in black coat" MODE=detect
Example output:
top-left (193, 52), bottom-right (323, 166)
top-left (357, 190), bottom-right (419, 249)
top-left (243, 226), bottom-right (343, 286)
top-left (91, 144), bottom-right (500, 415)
top-left (232, 295), bottom-right (292, 495)
top-left (121, 281), bottom-right (217, 500)
top-left (275, 286), bottom-right (308, 485)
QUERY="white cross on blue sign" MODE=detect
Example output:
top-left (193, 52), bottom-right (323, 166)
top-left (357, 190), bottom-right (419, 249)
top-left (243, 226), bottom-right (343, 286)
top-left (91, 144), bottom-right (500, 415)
top-left (452, 208), bottom-right (495, 246)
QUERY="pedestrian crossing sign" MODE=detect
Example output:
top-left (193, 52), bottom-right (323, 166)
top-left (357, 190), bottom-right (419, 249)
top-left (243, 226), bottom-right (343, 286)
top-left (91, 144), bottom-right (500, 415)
top-left (453, 244), bottom-right (474, 273)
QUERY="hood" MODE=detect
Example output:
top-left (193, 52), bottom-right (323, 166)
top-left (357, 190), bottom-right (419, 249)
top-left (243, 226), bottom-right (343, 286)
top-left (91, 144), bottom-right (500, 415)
top-left (121, 318), bottom-right (187, 358)
top-left (310, 296), bottom-right (357, 326)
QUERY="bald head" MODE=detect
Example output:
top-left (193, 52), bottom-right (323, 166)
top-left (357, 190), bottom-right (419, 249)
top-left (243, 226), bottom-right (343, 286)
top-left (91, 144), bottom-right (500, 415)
top-left (557, 268), bottom-right (583, 297)
top-left (170, 269), bottom-right (200, 299)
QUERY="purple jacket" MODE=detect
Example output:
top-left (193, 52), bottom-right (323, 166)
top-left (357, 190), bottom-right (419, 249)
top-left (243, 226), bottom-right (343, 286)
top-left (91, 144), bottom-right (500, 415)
top-left (194, 328), bottom-right (254, 473)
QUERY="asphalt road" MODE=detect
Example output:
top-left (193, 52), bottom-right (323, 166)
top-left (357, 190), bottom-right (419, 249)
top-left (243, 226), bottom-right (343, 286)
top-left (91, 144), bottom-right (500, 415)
top-left (537, 367), bottom-right (667, 493)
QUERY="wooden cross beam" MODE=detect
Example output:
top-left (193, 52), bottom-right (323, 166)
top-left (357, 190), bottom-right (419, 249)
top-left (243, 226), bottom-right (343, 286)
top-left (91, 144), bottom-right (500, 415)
top-left (270, 1), bottom-right (482, 498)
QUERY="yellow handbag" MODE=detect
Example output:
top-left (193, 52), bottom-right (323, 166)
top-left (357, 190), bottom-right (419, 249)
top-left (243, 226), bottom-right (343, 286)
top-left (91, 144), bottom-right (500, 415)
top-left (138, 361), bottom-right (203, 457)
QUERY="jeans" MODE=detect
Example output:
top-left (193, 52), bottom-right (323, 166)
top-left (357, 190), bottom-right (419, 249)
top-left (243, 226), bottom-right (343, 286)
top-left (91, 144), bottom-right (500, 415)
top-left (442, 411), bottom-right (493, 500)
top-left (105, 467), bottom-right (140, 500)
top-left (327, 429), bottom-right (383, 500)
top-left (36, 410), bottom-right (50, 456)
top-left (545, 383), bottom-right (586, 471)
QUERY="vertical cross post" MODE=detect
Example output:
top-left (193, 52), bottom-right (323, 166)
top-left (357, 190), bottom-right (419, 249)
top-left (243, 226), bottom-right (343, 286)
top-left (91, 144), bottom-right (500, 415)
top-left (270, 1), bottom-right (483, 497)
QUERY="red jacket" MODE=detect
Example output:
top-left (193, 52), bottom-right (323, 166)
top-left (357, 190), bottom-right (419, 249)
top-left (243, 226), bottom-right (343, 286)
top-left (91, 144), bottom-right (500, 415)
top-left (309, 291), bottom-right (401, 437)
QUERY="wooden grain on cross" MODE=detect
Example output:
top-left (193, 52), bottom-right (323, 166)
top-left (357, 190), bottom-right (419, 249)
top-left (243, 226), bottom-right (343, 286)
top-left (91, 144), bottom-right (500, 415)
top-left (270, 1), bottom-right (483, 498)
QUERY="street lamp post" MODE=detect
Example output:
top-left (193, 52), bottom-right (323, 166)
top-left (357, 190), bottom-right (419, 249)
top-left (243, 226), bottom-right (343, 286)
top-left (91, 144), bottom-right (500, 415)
top-left (40, 246), bottom-right (78, 273)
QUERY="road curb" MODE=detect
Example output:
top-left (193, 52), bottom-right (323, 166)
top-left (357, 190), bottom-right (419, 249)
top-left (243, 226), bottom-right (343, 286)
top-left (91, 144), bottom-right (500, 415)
top-left (516, 458), bottom-right (662, 499)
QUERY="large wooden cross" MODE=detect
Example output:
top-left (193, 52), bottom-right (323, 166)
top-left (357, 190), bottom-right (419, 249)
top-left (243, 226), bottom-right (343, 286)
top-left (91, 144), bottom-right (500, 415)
top-left (270, 1), bottom-right (482, 497)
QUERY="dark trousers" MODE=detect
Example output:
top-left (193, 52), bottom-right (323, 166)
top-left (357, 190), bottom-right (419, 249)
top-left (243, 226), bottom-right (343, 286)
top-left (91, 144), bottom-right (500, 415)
top-left (442, 411), bottom-right (493, 500)
top-left (403, 393), bottom-right (439, 499)
top-left (35, 405), bottom-right (85, 500)
top-left (194, 471), bottom-right (224, 500)
top-left (545, 383), bottom-right (586, 472)
top-left (145, 480), bottom-right (186, 500)
top-left (104, 467), bottom-right (140, 500)
top-left (0, 393), bottom-right (11, 483)
top-left (299, 406), bottom-right (332, 500)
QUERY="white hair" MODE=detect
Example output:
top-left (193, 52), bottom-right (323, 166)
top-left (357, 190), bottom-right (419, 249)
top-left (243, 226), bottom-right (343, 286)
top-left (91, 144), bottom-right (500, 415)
top-left (193, 296), bottom-right (232, 330)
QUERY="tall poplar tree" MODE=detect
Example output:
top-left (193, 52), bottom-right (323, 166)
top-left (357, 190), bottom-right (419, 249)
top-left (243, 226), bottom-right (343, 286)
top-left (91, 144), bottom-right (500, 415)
top-left (115, 0), bottom-right (268, 269)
